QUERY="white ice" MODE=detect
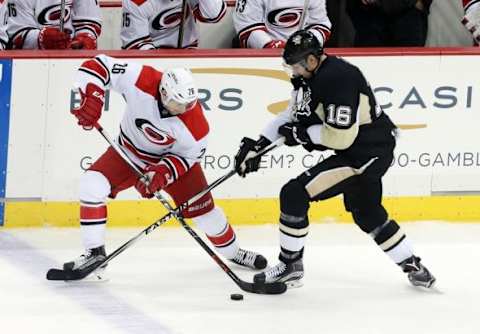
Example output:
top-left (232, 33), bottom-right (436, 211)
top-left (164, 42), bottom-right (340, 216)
top-left (0, 222), bottom-right (479, 334)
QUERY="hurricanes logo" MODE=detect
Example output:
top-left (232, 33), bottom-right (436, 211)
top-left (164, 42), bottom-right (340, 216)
top-left (152, 6), bottom-right (187, 31)
top-left (135, 119), bottom-right (176, 146)
top-left (37, 3), bottom-right (72, 26)
top-left (267, 7), bottom-right (303, 28)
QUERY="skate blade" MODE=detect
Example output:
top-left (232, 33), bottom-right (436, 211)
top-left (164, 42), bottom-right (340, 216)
top-left (285, 280), bottom-right (303, 289)
top-left (66, 270), bottom-right (109, 283)
top-left (409, 279), bottom-right (442, 293)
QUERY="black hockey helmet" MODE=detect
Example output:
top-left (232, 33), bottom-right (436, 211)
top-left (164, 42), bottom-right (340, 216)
top-left (283, 30), bottom-right (323, 65)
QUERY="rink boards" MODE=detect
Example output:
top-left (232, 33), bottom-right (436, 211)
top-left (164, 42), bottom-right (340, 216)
top-left (1, 49), bottom-right (480, 226)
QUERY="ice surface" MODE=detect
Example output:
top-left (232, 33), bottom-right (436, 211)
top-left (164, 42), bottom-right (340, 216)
top-left (0, 222), bottom-right (479, 334)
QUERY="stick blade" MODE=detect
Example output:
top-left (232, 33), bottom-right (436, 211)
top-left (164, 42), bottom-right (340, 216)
top-left (46, 266), bottom-right (98, 281)
top-left (239, 281), bottom-right (287, 295)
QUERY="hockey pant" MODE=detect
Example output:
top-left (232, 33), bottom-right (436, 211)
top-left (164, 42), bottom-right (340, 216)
top-left (79, 147), bottom-right (239, 259)
top-left (278, 152), bottom-right (413, 265)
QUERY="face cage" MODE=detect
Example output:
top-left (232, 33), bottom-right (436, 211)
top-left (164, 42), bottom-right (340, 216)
top-left (282, 59), bottom-right (309, 78)
top-left (160, 87), bottom-right (196, 115)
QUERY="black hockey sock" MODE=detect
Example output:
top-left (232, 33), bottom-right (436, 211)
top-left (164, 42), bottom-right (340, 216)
top-left (279, 247), bottom-right (304, 264)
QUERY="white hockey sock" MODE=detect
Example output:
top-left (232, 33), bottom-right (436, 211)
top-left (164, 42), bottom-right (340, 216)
top-left (278, 212), bottom-right (309, 262)
top-left (371, 220), bottom-right (414, 264)
top-left (79, 171), bottom-right (110, 250)
top-left (386, 237), bottom-right (414, 264)
top-left (193, 206), bottom-right (239, 259)
top-left (279, 223), bottom-right (308, 253)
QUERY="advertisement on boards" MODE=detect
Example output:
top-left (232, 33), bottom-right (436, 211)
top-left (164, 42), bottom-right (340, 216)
top-left (6, 55), bottom-right (480, 204)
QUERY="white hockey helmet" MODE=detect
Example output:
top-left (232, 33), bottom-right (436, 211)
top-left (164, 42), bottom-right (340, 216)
top-left (159, 68), bottom-right (198, 115)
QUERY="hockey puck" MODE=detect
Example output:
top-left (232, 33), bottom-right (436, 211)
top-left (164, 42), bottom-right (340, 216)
top-left (230, 293), bottom-right (244, 301)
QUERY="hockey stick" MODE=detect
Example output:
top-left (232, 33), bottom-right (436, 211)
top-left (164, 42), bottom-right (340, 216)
top-left (59, 0), bottom-right (66, 33)
top-left (48, 124), bottom-right (286, 294)
top-left (299, 0), bottom-right (311, 29)
top-left (93, 124), bottom-right (286, 294)
top-left (46, 167), bottom-right (235, 281)
top-left (176, 0), bottom-right (188, 48)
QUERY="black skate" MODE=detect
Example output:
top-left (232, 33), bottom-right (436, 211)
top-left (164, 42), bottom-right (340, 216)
top-left (63, 246), bottom-right (108, 281)
top-left (254, 258), bottom-right (304, 288)
top-left (400, 256), bottom-right (436, 288)
top-left (231, 248), bottom-right (267, 269)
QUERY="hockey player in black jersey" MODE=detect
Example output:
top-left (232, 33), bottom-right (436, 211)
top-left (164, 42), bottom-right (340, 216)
top-left (234, 30), bottom-right (436, 289)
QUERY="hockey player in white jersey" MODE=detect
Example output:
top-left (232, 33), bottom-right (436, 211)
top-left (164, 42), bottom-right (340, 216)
top-left (233, 0), bottom-right (331, 48)
top-left (0, 0), bottom-right (7, 50)
top-left (7, 0), bottom-right (101, 49)
top-left (64, 55), bottom-right (267, 278)
top-left (462, 0), bottom-right (480, 44)
top-left (121, 0), bottom-right (226, 49)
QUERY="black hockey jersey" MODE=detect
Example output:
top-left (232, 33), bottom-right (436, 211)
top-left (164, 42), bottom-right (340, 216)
top-left (262, 55), bottom-right (396, 161)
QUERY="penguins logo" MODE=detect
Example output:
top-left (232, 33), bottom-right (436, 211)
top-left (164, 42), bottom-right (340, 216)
top-left (135, 119), bottom-right (176, 146)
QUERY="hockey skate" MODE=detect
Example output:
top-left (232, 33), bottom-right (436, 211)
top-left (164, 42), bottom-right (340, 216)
top-left (230, 248), bottom-right (268, 270)
top-left (400, 256), bottom-right (436, 288)
top-left (63, 246), bottom-right (108, 281)
top-left (254, 258), bottom-right (304, 288)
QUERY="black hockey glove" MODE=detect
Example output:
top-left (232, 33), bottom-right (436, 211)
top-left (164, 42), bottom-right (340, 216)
top-left (278, 123), bottom-right (312, 147)
top-left (234, 136), bottom-right (271, 177)
top-left (290, 76), bottom-right (305, 90)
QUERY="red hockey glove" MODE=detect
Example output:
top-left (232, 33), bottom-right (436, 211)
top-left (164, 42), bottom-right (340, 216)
top-left (38, 27), bottom-right (71, 49)
top-left (135, 164), bottom-right (173, 198)
top-left (71, 83), bottom-right (105, 129)
top-left (263, 40), bottom-right (286, 48)
top-left (71, 33), bottom-right (97, 50)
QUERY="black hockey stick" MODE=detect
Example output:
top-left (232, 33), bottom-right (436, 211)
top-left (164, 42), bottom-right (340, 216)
top-left (59, 0), bottom-right (66, 33)
top-left (48, 124), bottom-right (286, 294)
top-left (176, 0), bottom-right (188, 48)
top-left (46, 168), bottom-right (235, 281)
top-left (93, 124), bottom-right (286, 294)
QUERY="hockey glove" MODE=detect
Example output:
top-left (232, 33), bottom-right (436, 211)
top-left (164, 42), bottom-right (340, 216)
top-left (263, 40), bottom-right (286, 48)
top-left (71, 33), bottom-right (97, 50)
top-left (71, 83), bottom-right (105, 129)
top-left (290, 76), bottom-right (305, 90)
top-left (135, 163), bottom-right (173, 198)
top-left (38, 27), bottom-right (71, 49)
top-left (278, 123), bottom-right (312, 147)
top-left (463, 1), bottom-right (480, 44)
top-left (234, 136), bottom-right (271, 177)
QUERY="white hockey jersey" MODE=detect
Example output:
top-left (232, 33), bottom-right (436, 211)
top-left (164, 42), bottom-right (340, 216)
top-left (7, 0), bottom-right (101, 49)
top-left (464, 0), bottom-right (479, 11)
top-left (121, 0), bottom-right (226, 49)
top-left (233, 0), bottom-right (331, 48)
top-left (0, 0), bottom-right (7, 49)
top-left (75, 55), bottom-right (209, 181)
